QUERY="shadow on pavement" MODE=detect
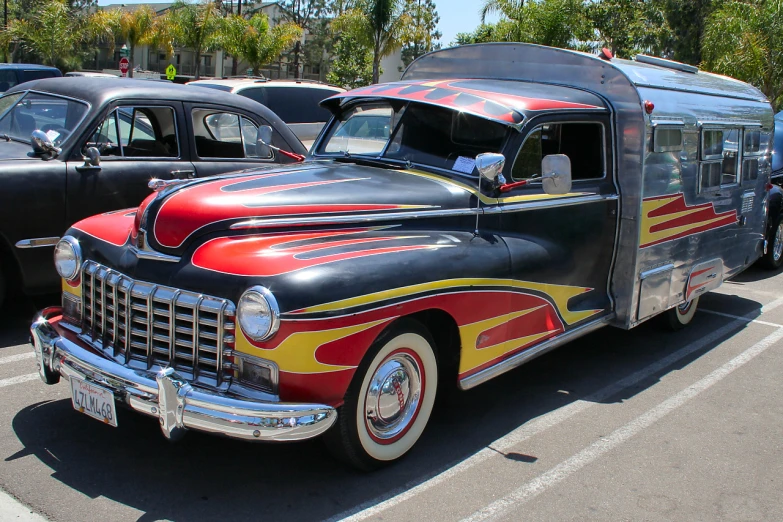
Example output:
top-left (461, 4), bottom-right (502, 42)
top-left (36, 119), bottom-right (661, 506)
top-left (730, 263), bottom-right (783, 284)
top-left (0, 293), bottom-right (58, 349)
top-left (6, 292), bottom-right (763, 521)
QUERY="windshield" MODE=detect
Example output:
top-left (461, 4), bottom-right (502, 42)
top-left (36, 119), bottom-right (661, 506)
top-left (0, 91), bottom-right (88, 145)
top-left (317, 101), bottom-right (509, 174)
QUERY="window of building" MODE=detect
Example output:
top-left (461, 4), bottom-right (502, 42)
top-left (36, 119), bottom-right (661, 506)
top-left (88, 106), bottom-right (179, 158)
top-left (511, 122), bottom-right (604, 181)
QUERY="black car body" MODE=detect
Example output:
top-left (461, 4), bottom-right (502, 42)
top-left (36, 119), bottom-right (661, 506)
top-left (0, 77), bottom-right (306, 305)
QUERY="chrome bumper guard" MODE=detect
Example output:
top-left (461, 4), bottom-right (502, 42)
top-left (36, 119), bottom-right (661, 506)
top-left (30, 308), bottom-right (337, 442)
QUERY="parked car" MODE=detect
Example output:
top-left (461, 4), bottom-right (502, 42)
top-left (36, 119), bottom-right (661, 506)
top-left (188, 78), bottom-right (344, 149)
top-left (0, 64), bottom-right (61, 92)
top-left (761, 110), bottom-right (783, 269)
top-left (30, 44), bottom-right (775, 470)
top-left (0, 77), bottom-right (306, 307)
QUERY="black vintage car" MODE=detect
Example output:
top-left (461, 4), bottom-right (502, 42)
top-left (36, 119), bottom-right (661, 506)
top-left (0, 77), bottom-right (306, 307)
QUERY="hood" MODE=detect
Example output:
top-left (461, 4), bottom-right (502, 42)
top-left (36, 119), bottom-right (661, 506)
top-left (0, 140), bottom-right (36, 160)
top-left (142, 160), bottom-right (480, 256)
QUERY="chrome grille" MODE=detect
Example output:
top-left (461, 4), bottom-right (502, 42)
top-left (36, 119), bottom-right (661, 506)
top-left (80, 261), bottom-right (236, 387)
top-left (742, 192), bottom-right (755, 214)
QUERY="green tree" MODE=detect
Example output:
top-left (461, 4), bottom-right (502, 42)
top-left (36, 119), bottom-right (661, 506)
top-left (453, 24), bottom-right (499, 46)
top-left (702, 0), bottom-right (783, 110)
top-left (88, 5), bottom-right (161, 78)
top-left (335, 0), bottom-right (410, 84)
top-left (401, 0), bottom-right (441, 67)
top-left (13, 0), bottom-right (82, 66)
top-left (220, 12), bottom-right (302, 76)
top-left (327, 32), bottom-right (373, 87)
top-left (278, 0), bottom-right (326, 78)
top-left (663, 0), bottom-right (715, 65)
top-left (587, 0), bottom-right (672, 58)
top-left (165, 1), bottom-right (223, 80)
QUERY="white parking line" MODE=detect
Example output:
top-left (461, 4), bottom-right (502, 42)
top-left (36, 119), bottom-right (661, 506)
top-left (461, 323), bottom-right (783, 521)
top-left (701, 309), bottom-right (783, 328)
top-left (0, 489), bottom-right (47, 521)
top-left (0, 374), bottom-right (39, 389)
top-left (0, 353), bottom-right (35, 365)
top-left (331, 296), bottom-right (783, 522)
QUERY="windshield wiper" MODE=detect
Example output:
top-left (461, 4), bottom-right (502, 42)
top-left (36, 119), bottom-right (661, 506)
top-left (333, 154), bottom-right (405, 170)
top-left (0, 134), bottom-right (10, 142)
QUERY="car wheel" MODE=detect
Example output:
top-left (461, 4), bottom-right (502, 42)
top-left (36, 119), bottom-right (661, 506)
top-left (325, 318), bottom-right (438, 471)
top-left (664, 296), bottom-right (700, 331)
top-left (761, 215), bottom-right (783, 270)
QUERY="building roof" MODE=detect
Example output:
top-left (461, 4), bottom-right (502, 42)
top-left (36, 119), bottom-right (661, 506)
top-left (324, 78), bottom-right (606, 126)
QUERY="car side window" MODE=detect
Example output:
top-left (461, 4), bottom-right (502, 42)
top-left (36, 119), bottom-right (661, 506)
top-left (87, 106), bottom-right (179, 158)
top-left (512, 122), bottom-right (604, 181)
top-left (192, 108), bottom-right (271, 159)
top-left (0, 70), bottom-right (18, 92)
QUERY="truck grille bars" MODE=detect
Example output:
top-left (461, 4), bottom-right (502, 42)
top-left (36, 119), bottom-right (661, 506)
top-left (80, 261), bottom-right (236, 388)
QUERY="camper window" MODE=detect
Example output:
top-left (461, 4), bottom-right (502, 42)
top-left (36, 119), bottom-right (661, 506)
top-left (653, 127), bottom-right (682, 153)
top-left (720, 129), bottom-right (740, 185)
top-left (742, 129), bottom-right (763, 182)
top-left (702, 130), bottom-right (723, 160)
top-left (511, 122), bottom-right (604, 181)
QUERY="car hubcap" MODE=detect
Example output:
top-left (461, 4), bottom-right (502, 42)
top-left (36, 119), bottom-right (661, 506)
top-left (678, 301), bottom-right (692, 316)
top-left (774, 223), bottom-right (783, 262)
top-left (364, 351), bottom-right (422, 443)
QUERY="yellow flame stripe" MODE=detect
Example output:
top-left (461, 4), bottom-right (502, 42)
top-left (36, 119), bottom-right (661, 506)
top-left (640, 195), bottom-right (731, 247)
top-left (460, 330), bottom-right (559, 375)
top-left (235, 317), bottom-right (394, 374)
top-left (295, 278), bottom-right (602, 326)
top-left (62, 278), bottom-right (81, 298)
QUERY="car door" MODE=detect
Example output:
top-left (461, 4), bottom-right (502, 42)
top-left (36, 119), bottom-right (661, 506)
top-left (497, 114), bottom-right (619, 331)
top-left (185, 103), bottom-right (281, 178)
top-left (65, 101), bottom-right (192, 224)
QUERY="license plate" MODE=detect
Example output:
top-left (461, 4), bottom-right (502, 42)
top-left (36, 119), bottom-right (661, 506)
top-left (70, 377), bottom-right (118, 427)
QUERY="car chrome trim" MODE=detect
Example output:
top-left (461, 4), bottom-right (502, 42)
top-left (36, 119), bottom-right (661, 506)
top-left (229, 207), bottom-right (482, 230)
top-left (15, 237), bottom-right (61, 248)
top-left (458, 314), bottom-right (614, 390)
top-left (128, 245), bottom-right (181, 263)
top-left (484, 193), bottom-right (619, 214)
top-left (639, 263), bottom-right (674, 280)
top-left (30, 308), bottom-right (337, 442)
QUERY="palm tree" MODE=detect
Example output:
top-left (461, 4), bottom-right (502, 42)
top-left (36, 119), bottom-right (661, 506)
top-left (88, 6), bottom-right (160, 78)
top-left (164, 1), bottom-right (223, 80)
top-left (702, 0), bottom-right (783, 111)
top-left (14, 0), bottom-right (83, 67)
top-left (336, 0), bottom-right (410, 83)
top-left (220, 13), bottom-right (302, 76)
top-left (480, 0), bottom-right (524, 24)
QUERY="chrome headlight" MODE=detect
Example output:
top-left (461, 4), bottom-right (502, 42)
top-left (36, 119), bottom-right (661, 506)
top-left (53, 236), bottom-right (81, 281)
top-left (237, 286), bottom-right (280, 341)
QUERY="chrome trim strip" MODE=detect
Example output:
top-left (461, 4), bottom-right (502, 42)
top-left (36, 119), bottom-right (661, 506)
top-left (650, 119), bottom-right (685, 127)
top-left (129, 245), bottom-right (181, 263)
top-left (699, 120), bottom-right (762, 128)
top-left (30, 309), bottom-right (337, 442)
top-left (484, 193), bottom-right (619, 214)
top-left (229, 207), bottom-right (482, 230)
top-left (639, 263), bottom-right (675, 280)
top-left (15, 237), bottom-right (61, 249)
top-left (458, 314), bottom-right (614, 390)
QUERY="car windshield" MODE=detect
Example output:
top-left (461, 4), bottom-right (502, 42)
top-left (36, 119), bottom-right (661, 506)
top-left (0, 91), bottom-right (88, 146)
top-left (316, 101), bottom-right (509, 174)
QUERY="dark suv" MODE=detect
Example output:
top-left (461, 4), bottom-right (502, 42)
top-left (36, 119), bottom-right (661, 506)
top-left (0, 64), bottom-right (62, 92)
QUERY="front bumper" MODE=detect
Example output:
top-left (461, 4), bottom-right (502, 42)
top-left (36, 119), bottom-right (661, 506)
top-left (30, 307), bottom-right (337, 442)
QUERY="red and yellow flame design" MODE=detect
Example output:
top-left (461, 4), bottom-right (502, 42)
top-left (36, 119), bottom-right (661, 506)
top-left (640, 194), bottom-right (737, 248)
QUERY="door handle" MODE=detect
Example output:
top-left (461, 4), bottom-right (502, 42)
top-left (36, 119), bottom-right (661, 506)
top-left (76, 165), bottom-right (101, 173)
top-left (170, 169), bottom-right (195, 179)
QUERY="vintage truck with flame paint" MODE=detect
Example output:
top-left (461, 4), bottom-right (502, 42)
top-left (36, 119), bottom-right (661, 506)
top-left (30, 44), bottom-right (775, 469)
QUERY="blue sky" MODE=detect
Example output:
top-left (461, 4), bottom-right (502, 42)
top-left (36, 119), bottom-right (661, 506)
top-left (95, 0), bottom-right (498, 48)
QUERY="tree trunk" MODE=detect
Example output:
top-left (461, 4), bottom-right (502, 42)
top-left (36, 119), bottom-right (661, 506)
top-left (10, 40), bottom-right (19, 62)
top-left (195, 49), bottom-right (201, 79)
top-left (372, 39), bottom-right (381, 84)
top-left (128, 43), bottom-right (134, 78)
top-left (293, 40), bottom-right (301, 79)
top-left (232, 57), bottom-right (238, 76)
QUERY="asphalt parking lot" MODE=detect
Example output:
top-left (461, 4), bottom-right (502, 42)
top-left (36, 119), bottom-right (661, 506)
top-left (1, 265), bottom-right (782, 522)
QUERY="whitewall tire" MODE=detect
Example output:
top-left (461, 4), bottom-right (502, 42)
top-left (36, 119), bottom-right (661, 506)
top-left (325, 319), bottom-right (438, 470)
top-left (665, 296), bottom-right (700, 331)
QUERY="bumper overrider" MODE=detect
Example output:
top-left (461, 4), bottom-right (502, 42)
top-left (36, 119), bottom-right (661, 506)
top-left (30, 307), bottom-right (337, 442)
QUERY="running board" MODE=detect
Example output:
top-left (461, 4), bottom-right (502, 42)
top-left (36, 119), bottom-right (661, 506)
top-left (458, 314), bottom-right (615, 391)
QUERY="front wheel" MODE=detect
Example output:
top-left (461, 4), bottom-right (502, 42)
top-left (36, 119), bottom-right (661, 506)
top-left (761, 215), bottom-right (783, 270)
top-left (664, 296), bottom-right (700, 331)
top-left (325, 319), bottom-right (438, 471)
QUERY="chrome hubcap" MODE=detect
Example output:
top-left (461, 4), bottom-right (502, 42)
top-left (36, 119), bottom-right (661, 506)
top-left (774, 223), bottom-right (783, 262)
top-left (678, 300), bottom-right (692, 315)
top-left (364, 352), bottom-right (422, 442)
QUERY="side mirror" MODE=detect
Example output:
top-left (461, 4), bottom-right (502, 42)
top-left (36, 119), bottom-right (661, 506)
top-left (541, 154), bottom-right (572, 195)
top-left (31, 130), bottom-right (61, 159)
top-left (256, 125), bottom-right (274, 159)
top-left (476, 153), bottom-right (506, 185)
top-left (82, 146), bottom-right (101, 168)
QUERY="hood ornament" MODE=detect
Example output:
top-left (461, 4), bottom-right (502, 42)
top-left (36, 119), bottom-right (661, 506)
top-left (149, 178), bottom-right (190, 192)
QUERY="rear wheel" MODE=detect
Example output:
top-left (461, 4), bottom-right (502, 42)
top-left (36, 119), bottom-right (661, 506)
top-left (325, 319), bottom-right (438, 470)
top-left (665, 296), bottom-right (700, 331)
top-left (761, 216), bottom-right (783, 270)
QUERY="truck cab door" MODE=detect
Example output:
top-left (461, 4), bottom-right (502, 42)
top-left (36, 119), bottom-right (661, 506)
top-left (496, 115), bottom-right (618, 331)
top-left (65, 102), bottom-right (191, 224)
